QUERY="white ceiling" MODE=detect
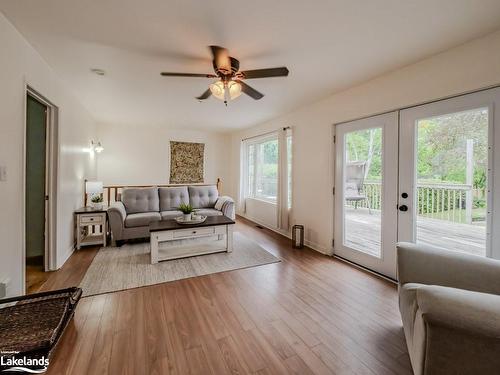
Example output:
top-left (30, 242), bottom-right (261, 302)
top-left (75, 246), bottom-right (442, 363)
top-left (2, 0), bottom-right (500, 131)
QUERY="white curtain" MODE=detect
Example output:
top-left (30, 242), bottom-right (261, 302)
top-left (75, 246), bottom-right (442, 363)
top-left (278, 127), bottom-right (292, 231)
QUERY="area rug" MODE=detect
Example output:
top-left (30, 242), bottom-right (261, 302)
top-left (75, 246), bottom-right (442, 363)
top-left (79, 232), bottom-right (280, 297)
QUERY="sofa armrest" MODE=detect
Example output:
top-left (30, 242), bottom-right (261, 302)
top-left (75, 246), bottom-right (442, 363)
top-left (397, 242), bottom-right (500, 295)
top-left (417, 285), bottom-right (500, 337)
top-left (107, 202), bottom-right (127, 241)
top-left (216, 196), bottom-right (235, 220)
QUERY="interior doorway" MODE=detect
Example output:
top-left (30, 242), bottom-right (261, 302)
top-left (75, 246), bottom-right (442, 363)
top-left (25, 88), bottom-right (58, 293)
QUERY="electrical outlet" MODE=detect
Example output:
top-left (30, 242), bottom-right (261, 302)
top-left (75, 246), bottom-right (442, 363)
top-left (0, 166), bottom-right (6, 182)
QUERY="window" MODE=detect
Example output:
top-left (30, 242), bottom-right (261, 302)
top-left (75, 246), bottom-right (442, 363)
top-left (242, 129), bottom-right (292, 231)
top-left (245, 136), bottom-right (279, 202)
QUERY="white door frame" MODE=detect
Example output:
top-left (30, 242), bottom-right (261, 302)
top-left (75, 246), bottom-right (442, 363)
top-left (399, 87), bottom-right (500, 259)
top-left (23, 84), bottom-right (59, 293)
top-left (334, 111), bottom-right (399, 279)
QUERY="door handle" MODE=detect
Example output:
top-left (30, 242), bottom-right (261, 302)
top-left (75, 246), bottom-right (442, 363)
top-left (398, 205), bottom-right (408, 212)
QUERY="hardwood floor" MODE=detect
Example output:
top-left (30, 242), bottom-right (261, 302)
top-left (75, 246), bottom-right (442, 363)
top-left (41, 216), bottom-right (412, 375)
top-left (26, 264), bottom-right (48, 294)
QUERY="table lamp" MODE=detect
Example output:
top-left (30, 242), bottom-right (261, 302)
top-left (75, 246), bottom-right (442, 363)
top-left (85, 180), bottom-right (103, 208)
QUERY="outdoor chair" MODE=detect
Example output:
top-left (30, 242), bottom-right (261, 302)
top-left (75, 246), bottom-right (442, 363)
top-left (345, 161), bottom-right (371, 214)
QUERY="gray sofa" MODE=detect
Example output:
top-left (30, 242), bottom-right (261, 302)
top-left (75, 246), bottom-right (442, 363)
top-left (107, 185), bottom-right (234, 243)
top-left (397, 242), bottom-right (500, 375)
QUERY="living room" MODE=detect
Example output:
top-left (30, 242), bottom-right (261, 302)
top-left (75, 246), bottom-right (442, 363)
top-left (2, 1), bottom-right (500, 374)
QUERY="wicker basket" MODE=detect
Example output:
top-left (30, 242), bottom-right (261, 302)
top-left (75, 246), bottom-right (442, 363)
top-left (0, 287), bottom-right (82, 370)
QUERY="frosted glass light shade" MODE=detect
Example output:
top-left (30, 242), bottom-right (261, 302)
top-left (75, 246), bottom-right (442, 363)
top-left (227, 81), bottom-right (242, 99)
top-left (86, 181), bottom-right (103, 194)
top-left (209, 80), bottom-right (225, 100)
top-left (209, 80), bottom-right (242, 101)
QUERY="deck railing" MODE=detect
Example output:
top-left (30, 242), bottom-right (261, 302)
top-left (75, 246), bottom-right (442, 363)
top-left (347, 181), bottom-right (486, 224)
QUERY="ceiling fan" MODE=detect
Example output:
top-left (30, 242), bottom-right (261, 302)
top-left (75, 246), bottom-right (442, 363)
top-left (161, 46), bottom-right (289, 105)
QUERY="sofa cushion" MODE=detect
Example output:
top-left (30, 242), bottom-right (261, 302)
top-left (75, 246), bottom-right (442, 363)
top-left (122, 187), bottom-right (159, 214)
top-left (188, 185), bottom-right (218, 208)
top-left (193, 208), bottom-right (223, 217)
top-left (160, 210), bottom-right (183, 220)
top-left (159, 186), bottom-right (189, 211)
top-left (125, 212), bottom-right (161, 228)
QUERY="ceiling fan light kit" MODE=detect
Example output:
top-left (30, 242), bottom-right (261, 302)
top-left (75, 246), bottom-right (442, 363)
top-left (161, 45), bottom-right (289, 105)
top-left (209, 80), bottom-right (242, 104)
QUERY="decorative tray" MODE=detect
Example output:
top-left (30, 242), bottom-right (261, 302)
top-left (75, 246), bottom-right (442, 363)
top-left (175, 215), bottom-right (207, 224)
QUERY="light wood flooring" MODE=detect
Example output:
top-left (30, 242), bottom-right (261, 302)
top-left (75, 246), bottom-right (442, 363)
top-left (37, 216), bottom-right (411, 375)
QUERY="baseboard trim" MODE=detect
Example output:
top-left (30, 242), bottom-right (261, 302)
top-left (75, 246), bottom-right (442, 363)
top-left (304, 239), bottom-right (332, 256)
top-left (237, 213), bottom-right (290, 238)
top-left (332, 254), bottom-right (397, 284)
top-left (236, 214), bottom-right (332, 256)
top-left (57, 244), bottom-right (75, 269)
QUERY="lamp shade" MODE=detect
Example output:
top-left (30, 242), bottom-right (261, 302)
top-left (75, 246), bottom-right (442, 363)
top-left (209, 80), bottom-right (242, 101)
top-left (85, 181), bottom-right (103, 194)
top-left (209, 80), bottom-right (225, 100)
top-left (227, 81), bottom-right (242, 99)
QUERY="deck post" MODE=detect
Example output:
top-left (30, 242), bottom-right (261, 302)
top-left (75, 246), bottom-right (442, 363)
top-left (465, 139), bottom-right (473, 224)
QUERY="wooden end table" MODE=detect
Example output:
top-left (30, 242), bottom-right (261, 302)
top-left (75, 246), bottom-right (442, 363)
top-left (75, 207), bottom-right (108, 249)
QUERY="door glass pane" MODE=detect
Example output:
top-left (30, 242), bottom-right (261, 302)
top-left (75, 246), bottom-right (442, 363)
top-left (343, 127), bottom-right (383, 257)
top-left (415, 108), bottom-right (488, 256)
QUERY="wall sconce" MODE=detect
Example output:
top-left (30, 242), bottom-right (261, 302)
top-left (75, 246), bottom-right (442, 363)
top-left (91, 140), bottom-right (104, 153)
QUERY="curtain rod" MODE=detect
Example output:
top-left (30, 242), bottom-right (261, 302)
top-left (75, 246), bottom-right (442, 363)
top-left (241, 126), bottom-right (291, 142)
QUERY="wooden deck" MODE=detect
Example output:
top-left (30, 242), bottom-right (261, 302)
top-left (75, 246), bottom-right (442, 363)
top-left (345, 207), bottom-right (486, 257)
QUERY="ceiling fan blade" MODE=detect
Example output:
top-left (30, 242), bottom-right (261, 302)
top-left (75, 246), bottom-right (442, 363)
top-left (209, 46), bottom-right (231, 72)
top-left (161, 72), bottom-right (217, 78)
top-left (196, 89), bottom-right (212, 100)
top-left (240, 67), bottom-right (289, 79)
top-left (238, 81), bottom-right (264, 100)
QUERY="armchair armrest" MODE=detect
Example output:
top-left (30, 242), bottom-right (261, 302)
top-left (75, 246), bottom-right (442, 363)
top-left (397, 242), bottom-right (500, 295)
top-left (107, 202), bottom-right (127, 241)
top-left (417, 285), bottom-right (500, 337)
top-left (215, 196), bottom-right (235, 220)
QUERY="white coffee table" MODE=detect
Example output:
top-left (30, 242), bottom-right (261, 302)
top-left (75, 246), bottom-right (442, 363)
top-left (149, 215), bottom-right (235, 264)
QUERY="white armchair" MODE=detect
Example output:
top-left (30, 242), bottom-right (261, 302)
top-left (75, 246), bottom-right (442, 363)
top-left (397, 242), bottom-right (500, 375)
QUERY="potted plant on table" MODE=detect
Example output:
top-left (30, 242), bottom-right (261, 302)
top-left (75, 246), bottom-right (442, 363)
top-left (178, 203), bottom-right (194, 221)
top-left (90, 194), bottom-right (103, 210)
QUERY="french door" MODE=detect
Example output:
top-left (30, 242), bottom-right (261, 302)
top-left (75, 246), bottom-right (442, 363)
top-left (334, 112), bottom-right (399, 279)
top-left (334, 87), bottom-right (500, 279)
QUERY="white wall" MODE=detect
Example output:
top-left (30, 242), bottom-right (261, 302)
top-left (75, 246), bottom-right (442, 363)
top-left (0, 13), bottom-right (97, 296)
top-left (229, 29), bottom-right (500, 255)
top-left (245, 198), bottom-right (278, 229)
top-left (96, 122), bottom-right (231, 190)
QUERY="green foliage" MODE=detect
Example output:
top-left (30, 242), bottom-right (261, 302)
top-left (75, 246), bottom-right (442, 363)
top-left (262, 140), bottom-right (278, 164)
top-left (178, 203), bottom-right (193, 214)
top-left (90, 194), bottom-right (103, 203)
top-left (416, 109), bottom-right (488, 184)
top-left (474, 169), bottom-right (486, 189)
top-left (421, 207), bottom-right (486, 224)
top-left (474, 197), bottom-right (486, 208)
top-left (345, 108), bottom-right (488, 186)
top-left (346, 128), bottom-right (382, 180)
